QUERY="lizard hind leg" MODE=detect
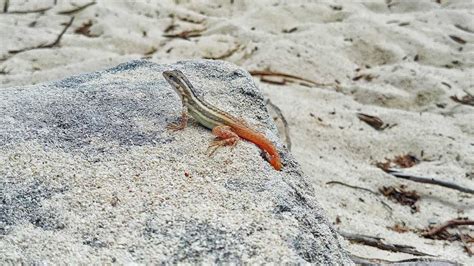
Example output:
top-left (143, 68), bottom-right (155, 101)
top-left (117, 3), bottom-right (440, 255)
top-left (206, 125), bottom-right (239, 156)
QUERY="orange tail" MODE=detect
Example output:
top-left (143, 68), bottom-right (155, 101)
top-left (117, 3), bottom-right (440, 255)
top-left (232, 125), bottom-right (282, 171)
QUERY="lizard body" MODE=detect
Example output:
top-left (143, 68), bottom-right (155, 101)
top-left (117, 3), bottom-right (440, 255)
top-left (163, 69), bottom-right (282, 171)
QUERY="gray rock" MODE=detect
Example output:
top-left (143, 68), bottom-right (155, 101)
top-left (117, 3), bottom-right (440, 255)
top-left (0, 60), bottom-right (351, 264)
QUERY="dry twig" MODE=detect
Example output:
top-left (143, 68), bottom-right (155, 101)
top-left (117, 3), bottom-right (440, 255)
top-left (421, 218), bottom-right (474, 256)
top-left (349, 254), bottom-right (459, 265)
top-left (7, 6), bottom-right (51, 14)
top-left (422, 219), bottom-right (474, 237)
top-left (455, 24), bottom-right (474, 34)
top-left (163, 28), bottom-right (205, 39)
top-left (176, 14), bottom-right (205, 24)
top-left (57, 1), bottom-right (96, 15)
top-left (203, 44), bottom-right (241, 60)
top-left (9, 16), bottom-right (74, 54)
top-left (3, 0), bottom-right (9, 12)
top-left (357, 113), bottom-right (384, 129)
top-left (266, 99), bottom-right (291, 151)
top-left (385, 169), bottom-right (474, 194)
top-left (0, 66), bottom-right (10, 75)
top-left (249, 70), bottom-right (331, 87)
top-left (260, 75), bottom-right (286, 85)
top-left (339, 231), bottom-right (434, 256)
top-left (327, 180), bottom-right (392, 212)
top-left (327, 181), bottom-right (377, 195)
top-left (352, 73), bottom-right (375, 82)
top-left (459, 229), bottom-right (473, 256)
top-left (41, 16), bottom-right (75, 48)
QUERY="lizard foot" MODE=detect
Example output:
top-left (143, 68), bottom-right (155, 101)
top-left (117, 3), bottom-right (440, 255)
top-left (167, 111), bottom-right (188, 131)
top-left (166, 122), bottom-right (186, 131)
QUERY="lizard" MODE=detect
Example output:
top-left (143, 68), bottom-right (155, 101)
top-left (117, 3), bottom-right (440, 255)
top-left (162, 69), bottom-right (282, 171)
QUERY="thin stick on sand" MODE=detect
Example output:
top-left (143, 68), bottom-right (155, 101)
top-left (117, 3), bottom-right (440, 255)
top-left (8, 16), bottom-right (75, 54)
top-left (266, 99), bottom-right (292, 151)
top-left (422, 219), bottom-right (474, 237)
top-left (7, 6), bottom-right (51, 14)
top-left (57, 1), bottom-right (96, 15)
top-left (339, 231), bottom-right (434, 256)
top-left (249, 70), bottom-right (331, 87)
top-left (386, 169), bottom-right (474, 194)
top-left (349, 254), bottom-right (460, 265)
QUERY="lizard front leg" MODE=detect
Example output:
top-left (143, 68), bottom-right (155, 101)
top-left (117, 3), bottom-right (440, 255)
top-left (207, 125), bottom-right (239, 156)
top-left (167, 100), bottom-right (189, 131)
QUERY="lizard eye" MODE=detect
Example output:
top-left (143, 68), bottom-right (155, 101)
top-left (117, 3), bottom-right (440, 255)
top-left (168, 75), bottom-right (179, 83)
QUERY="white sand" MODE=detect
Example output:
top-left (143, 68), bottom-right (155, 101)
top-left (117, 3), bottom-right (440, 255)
top-left (1, 0), bottom-right (473, 263)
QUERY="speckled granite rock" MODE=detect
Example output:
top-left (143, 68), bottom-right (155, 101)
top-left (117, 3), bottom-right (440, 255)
top-left (0, 60), bottom-right (351, 264)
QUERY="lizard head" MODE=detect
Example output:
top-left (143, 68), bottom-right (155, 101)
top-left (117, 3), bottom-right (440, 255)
top-left (162, 69), bottom-right (182, 85)
top-left (162, 69), bottom-right (195, 100)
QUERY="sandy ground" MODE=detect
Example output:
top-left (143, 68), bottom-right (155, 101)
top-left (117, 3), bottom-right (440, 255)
top-left (1, 60), bottom-right (351, 263)
top-left (1, 0), bottom-right (473, 264)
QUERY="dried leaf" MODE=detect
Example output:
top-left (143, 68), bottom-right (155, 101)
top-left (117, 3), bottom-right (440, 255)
top-left (393, 154), bottom-right (419, 168)
top-left (356, 113), bottom-right (386, 130)
top-left (449, 35), bottom-right (467, 45)
top-left (376, 154), bottom-right (419, 172)
top-left (380, 185), bottom-right (419, 213)
top-left (376, 161), bottom-right (391, 172)
top-left (74, 20), bottom-right (98, 37)
top-left (282, 27), bottom-right (297, 33)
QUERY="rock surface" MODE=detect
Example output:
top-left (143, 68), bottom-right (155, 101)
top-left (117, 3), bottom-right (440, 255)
top-left (0, 60), bottom-right (350, 264)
